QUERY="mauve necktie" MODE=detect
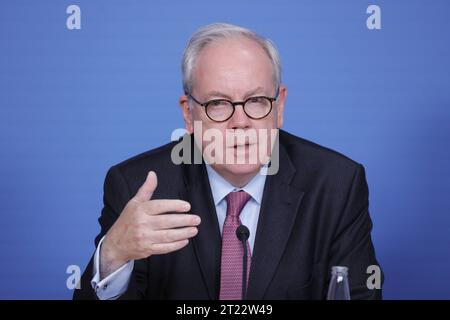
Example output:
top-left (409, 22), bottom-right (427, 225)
top-left (219, 190), bottom-right (252, 300)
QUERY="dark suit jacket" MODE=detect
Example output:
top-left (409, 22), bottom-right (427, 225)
top-left (74, 130), bottom-right (382, 300)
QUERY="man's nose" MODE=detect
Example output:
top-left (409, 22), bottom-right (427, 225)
top-left (229, 104), bottom-right (251, 129)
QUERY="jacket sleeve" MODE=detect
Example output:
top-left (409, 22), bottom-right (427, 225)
top-left (327, 164), bottom-right (383, 300)
top-left (73, 165), bottom-right (148, 300)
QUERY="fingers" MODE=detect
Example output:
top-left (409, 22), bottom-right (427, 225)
top-left (140, 227), bottom-right (197, 256)
top-left (134, 171), bottom-right (158, 203)
top-left (150, 226), bottom-right (198, 244)
top-left (143, 199), bottom-right (191, 216)
top-left (150, 239), bottom-right (190, 255)
top-left (150, 214), bottom-right (201, 230)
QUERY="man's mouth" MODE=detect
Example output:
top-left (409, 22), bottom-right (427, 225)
top-left (232, 142), bottom-right (253, 148)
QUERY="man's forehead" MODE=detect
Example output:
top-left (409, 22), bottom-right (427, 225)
top-left (202, 87), bottom-right (267, 100)
top-left (190, 37), bottom-right (275, 98)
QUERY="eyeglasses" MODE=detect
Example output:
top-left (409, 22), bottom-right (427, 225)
top-left (187, 89), bottom-right (279, 122)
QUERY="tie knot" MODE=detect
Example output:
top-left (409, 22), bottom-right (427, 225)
top-left (226, 191), bottom-right (251, 217)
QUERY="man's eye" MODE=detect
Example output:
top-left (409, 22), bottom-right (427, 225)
top-left (249, 97), bottom-right (263, 103)
top-left (210, 100), bottom-right (228, 107)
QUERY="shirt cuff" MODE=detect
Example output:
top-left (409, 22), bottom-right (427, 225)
top-left (91, 235), bottom-right (134, 300)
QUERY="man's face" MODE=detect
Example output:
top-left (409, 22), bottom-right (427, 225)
top-left (180, 37), bottom-right (287, 186)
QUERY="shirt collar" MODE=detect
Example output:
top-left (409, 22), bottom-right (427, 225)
top-left (205, 164), bottom-right (267, 206)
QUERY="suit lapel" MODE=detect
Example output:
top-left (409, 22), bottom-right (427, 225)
top-left (179, 146), bottom-right (221, 300)
top-left (247, 142), bottom-right (305, 299)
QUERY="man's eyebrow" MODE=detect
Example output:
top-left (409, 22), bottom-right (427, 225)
top-left (204, 87), bottom-right (266, 101)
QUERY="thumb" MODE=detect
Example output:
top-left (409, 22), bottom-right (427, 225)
top-left (134, 171), bottom-right (158, 202)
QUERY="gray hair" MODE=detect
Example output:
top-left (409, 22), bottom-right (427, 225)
top-left (181, 23), bottom-right (282, 95)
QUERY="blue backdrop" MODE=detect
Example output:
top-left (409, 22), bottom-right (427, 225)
top-left (0, 0), bottom-right (449, 299)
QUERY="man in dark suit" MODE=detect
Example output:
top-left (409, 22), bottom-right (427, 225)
top-left (74, 23), bottom-right (382, 300)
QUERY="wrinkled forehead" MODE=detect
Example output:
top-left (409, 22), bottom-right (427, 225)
top-left (192, 37), bottom-right (275, 98)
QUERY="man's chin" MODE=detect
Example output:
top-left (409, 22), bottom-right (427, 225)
top-left (213, 163), bottom-right (263, 180)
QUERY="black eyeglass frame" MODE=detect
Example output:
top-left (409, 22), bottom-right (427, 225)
top-left (187, 88), bottom-right (280, 122)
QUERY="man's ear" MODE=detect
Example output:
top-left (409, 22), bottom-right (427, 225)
top-left (275, 85), bottom-right (287, 128)
top-left (179, 95), bottom-right (194, 133)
